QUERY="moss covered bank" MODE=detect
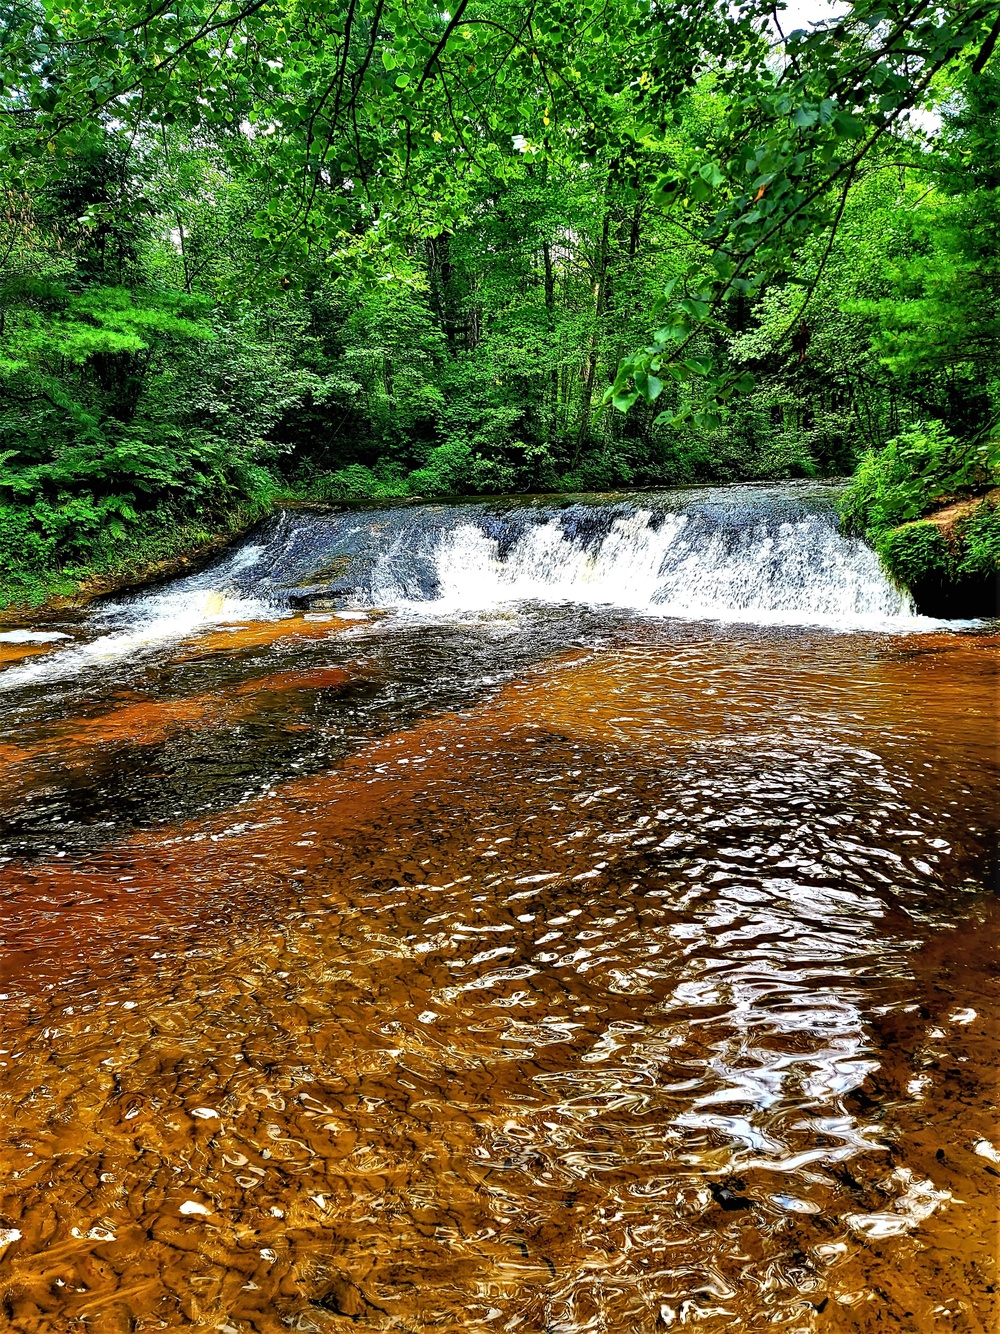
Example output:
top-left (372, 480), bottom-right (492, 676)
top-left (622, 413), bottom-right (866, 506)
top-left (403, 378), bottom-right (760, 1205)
top-left (839, 424), bottom-right (1000, 618)
top-left (876, 490), bottom-right (1000, 617)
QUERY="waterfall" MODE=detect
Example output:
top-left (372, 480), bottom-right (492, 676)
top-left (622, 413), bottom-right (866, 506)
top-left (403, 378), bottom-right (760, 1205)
top-left (0, 486), bottom-right (945, 690)
top-left (373, 508), bottom-right (912, 625)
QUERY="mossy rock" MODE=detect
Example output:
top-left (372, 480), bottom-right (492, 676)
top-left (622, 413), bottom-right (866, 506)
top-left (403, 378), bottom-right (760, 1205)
top-left (877, 499), bottom-right (999, 617)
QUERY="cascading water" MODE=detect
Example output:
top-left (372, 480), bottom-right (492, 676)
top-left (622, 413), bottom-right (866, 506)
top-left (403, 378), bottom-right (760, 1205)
top-left (0, 484), bottom-right (934, 690)
top-left (376, 507), bottom-right (910, 623)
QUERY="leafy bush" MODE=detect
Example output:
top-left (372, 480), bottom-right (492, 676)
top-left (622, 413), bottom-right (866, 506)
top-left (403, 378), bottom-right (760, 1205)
top-left (840, 423), bottom-right (1000, 590)
top-left (956, 496), bottom-right (1000, 576)
top-left (0, 490), bottom-right (280, 608)
top-left (308, 464), bottom-right (408, 502)
top-left (873, 521), bottom-right (951, 587)
top-left (840, 422), bottom-right (1000, 538)
top-left (0, 504), bottom-right (60, 573)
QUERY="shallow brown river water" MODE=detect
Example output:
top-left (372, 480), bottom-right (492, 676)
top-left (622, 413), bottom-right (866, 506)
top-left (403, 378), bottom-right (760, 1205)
top-left (0, 494), bottom-right (997, 1333)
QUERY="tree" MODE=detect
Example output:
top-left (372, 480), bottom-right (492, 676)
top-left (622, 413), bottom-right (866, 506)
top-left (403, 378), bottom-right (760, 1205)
top-left (0, 1), bottom-right (998, 597)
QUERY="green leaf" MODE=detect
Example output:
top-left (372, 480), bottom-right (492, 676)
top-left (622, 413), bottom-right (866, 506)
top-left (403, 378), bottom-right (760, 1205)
top-left (699, 161), bottom-right (724, 187)
top-left (832, 111), bottom-right (865, 139)
top-left (679, 297), bottom-right (710, 319)
top-left (682, 356), bottom-right (712, 375)
top-left (612, 390), bottom-right (640, 413)
top-left (652, 175), bottom-right (683, 205)
top-left (653, 321), bottom-right (689, 343)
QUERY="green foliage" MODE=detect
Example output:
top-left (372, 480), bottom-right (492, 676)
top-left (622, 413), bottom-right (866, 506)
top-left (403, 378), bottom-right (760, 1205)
top-left (0, 485), bottom-right (281, 609)
top-left (606, 10), bottom-right (1000, 420)
top-left (873, 521), bottom-right (952, 588)
top-left (842, 74), bottom-right (1000, 441)
top-left (840, 420), bottom-right (1000, 591)
top-left (840, 423), bottom-right (1000, 537)
top-left (868, 499), bottom-right (1000, 591)
top-left (407, 441), bottom-right (480, 497)
top-left (0, 503), bottom-right (61, 578)
top-left (0, 4), bottom-right (997, 601)
top-left (306, 465), bottom-right (408, 503)
top-left (956, 497), bottom-right (1000, 576)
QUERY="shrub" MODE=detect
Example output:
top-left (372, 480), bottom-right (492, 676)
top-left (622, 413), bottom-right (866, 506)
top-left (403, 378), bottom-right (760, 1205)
top-left (840, 421), bottom-right (1000, 537)
top-left (306, 464), bottom-right (409, 502)
top-left (956, 495), bottom-right (1000, 576)
top-left (874, 521), bottom-right (952, 587)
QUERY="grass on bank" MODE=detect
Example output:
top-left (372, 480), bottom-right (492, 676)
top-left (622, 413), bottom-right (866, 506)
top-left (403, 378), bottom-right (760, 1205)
top-left (0, 457), bottom-right (449, 614)
top-left (0, 444), bottom-right (587, 614)
top-left (4, 421), bottom-right (999, 616)
top-left (0, 489), bottom-right (284, 614)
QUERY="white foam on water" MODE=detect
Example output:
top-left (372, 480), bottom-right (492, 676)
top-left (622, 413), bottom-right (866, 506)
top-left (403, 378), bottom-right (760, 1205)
top-left (0, 539), bottom-right (281, 691)
top-left (0, 586), bottom-right (276, 691)
top-left (0, 629), bottom-right (70, 643)
top-left (0, 497), bottom-right (961, 692)
top-left (377, 511), bottom-right (940, 631)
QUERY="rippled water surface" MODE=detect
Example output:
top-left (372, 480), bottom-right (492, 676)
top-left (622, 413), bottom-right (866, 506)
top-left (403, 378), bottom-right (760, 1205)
top-left (0, 493), bottom-right (997, 1333)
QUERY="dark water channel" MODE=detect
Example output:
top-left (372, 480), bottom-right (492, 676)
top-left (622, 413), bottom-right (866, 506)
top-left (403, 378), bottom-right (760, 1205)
top-left (0, 488), bottom-right (996, 1333)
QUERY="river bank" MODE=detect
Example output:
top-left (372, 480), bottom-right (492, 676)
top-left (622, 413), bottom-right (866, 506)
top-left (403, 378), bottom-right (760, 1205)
top-left (877, 488), bottom-right (1000, 618)
top-left (6, 480), bottom-right (997, 629)
top-left (0, 492), bottom-right (357, 624)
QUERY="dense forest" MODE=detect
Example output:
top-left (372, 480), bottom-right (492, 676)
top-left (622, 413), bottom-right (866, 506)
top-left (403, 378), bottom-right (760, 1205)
top-left (0, 0), bottom-right (998, 604)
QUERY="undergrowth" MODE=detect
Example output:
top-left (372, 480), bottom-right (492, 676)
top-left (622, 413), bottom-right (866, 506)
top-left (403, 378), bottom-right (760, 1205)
top-left (0, 484), bottom-right (287, 612)
top-left (840, 421), bottom-right (1000, 589)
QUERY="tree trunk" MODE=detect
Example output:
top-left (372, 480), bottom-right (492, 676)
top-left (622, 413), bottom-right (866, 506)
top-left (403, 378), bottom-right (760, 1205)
top-left (427, 231), bottom-right (460, 353)
top-left (628, 200), bottom-right (642, 259)
top-left (542, 239), bottom-right (559, 440)
top-left (542, 240), bottom-right (555, 312)
top-left (573, 208), bottom-right (611, 466)
top-left (175, 213), bottom-right (192, 293)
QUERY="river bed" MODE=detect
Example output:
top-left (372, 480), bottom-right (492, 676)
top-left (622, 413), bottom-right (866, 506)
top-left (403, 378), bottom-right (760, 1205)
top-left (0, 487), bottom-right (996, 1332)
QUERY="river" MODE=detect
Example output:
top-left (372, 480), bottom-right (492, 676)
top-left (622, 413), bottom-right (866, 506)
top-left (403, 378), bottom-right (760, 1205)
top-left (0, 484), bottom-right (996, 1333)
